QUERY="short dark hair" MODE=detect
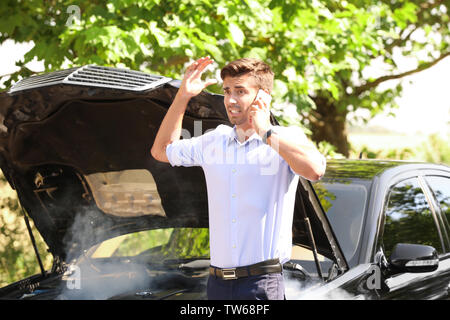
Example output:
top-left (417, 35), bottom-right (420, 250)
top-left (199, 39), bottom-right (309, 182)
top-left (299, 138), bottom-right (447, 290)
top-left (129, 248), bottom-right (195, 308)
top-left (220, 58), bottom-right (274, 93)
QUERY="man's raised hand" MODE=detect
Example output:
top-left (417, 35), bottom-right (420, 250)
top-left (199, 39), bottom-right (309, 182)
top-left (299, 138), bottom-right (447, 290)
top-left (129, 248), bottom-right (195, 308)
top-left (179, 56), bottom-right (217, 99)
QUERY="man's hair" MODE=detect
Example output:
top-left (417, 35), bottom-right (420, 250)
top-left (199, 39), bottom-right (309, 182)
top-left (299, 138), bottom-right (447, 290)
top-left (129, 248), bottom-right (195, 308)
top-left (220, 58), bottom-right (274, 93)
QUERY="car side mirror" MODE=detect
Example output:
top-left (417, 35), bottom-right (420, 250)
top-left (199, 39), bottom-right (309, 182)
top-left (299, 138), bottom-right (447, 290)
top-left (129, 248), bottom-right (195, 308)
top-left (389, 243), bottom-right (439, 273)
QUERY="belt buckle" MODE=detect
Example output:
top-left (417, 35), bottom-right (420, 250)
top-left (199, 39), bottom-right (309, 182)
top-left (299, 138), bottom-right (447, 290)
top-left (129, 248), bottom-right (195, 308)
top-left (222, 268), bottom-right (237, 280)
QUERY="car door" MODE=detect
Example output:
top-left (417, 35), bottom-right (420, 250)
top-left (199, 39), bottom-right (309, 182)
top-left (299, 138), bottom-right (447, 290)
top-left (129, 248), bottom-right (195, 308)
top-left (423, 175), bottom-right (450, 249)
top-left (380, 176), bottom-right (450, 299)
top-left (423, 174), bottom-right (450, 298)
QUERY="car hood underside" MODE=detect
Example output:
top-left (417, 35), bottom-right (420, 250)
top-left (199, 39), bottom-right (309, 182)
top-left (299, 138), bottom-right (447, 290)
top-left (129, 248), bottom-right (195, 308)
top-left (0, 66), bottom-right (346, 271)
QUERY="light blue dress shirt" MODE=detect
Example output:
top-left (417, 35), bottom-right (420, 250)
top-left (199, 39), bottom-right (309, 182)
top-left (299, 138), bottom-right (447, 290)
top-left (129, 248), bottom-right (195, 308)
top-left (166, 124), bottom-right (320, 268)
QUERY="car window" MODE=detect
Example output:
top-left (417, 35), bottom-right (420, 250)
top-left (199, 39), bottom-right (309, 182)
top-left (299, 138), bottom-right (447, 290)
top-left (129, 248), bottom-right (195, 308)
top-left (383, 177), bottom-right (443, 257)
top-left (425, 175), bottom-right (450, 251)
top-left (88, 228), bottom-right (210, 260)
top-left (313, 180), bottom-right (370, 264)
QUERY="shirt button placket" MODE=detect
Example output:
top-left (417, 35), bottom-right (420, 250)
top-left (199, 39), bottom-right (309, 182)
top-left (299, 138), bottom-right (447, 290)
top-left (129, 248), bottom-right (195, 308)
top-left (230, 165), bottom-right (238, 265)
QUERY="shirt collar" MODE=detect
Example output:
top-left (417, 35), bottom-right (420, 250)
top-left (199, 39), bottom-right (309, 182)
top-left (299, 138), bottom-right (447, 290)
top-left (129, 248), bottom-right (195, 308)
top-left (227, 126), bottom-right (262, 146)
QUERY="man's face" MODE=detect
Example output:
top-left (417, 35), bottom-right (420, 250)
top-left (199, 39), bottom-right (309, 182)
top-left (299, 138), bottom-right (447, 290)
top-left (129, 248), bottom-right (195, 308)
top-left (223, 74), bottom-right (259, 131)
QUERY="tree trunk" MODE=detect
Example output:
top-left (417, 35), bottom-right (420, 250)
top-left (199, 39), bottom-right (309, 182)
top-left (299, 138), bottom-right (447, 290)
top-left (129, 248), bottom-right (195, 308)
top-left (308, 97), bottom-right (350, 157)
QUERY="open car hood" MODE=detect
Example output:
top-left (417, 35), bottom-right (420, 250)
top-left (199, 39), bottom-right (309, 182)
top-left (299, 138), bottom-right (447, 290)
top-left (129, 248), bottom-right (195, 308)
top-left (0, 65), bottom-right (347, 271)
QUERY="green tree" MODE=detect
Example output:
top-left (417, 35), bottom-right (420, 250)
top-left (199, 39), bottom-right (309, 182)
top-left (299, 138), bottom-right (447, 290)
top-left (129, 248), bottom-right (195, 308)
top-left (0, 0), bottom-right (448, 156)
top-left (0, 171), bottom-right (52, 287)
top-left (267, 0), bottom-right (449, 156)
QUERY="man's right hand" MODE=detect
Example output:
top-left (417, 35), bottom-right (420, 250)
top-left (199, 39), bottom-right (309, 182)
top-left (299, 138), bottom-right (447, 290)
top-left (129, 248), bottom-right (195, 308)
top-left (151, 56), bottom-right (217, 163)
top-left (178, 56), bottom-right (217, 99)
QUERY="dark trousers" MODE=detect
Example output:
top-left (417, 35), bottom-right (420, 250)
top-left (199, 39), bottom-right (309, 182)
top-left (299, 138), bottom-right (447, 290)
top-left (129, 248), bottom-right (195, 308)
top-left (206, 272), bottom-right (285, 300)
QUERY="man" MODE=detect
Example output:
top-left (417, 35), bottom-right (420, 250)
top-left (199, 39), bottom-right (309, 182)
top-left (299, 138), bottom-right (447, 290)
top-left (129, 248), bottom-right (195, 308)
top-left (151, 56), bottom-right (326, 300)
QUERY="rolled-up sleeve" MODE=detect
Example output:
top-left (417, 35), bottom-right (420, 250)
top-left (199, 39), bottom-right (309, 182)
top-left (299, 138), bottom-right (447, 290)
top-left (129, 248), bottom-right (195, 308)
top-left (166, 135), bottom-right (204, 167)
top-left (282, 125), bottom-right (327, 178)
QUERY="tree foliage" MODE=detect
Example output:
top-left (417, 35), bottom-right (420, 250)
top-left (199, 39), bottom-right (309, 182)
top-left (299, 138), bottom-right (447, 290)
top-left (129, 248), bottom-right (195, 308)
top-left (0, 172), bottom-right (52, 287)
top-left (0, 0), bottom-right (449, 153)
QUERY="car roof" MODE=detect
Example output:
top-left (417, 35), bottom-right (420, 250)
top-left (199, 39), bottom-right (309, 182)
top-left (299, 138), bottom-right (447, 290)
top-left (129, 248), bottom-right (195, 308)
top-left (322, 159), bottom-right (450, 181)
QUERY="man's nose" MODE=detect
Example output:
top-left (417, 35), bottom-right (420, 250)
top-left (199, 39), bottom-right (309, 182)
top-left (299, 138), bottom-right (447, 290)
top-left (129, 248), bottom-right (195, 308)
top-left (228, 95), bottom-right (238, 104)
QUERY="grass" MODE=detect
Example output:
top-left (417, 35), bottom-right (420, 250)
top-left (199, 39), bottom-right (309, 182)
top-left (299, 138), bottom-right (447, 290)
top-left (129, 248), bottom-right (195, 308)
top-left (348, 132), bottom-right (450, 165)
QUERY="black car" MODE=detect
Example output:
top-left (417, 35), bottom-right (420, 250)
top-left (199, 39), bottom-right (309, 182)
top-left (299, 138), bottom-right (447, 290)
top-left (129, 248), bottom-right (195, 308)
top-left (304, 160), bottom-right (450, 300)
top-left (0, 66), bottom-right (449, 300)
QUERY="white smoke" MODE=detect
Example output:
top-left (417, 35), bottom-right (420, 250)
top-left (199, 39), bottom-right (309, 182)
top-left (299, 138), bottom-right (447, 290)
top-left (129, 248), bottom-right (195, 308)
top-left (56, 210), bottom-right (155, 299)
top-left (55, 210), bottom-right (208, 300)
top-left (59, 259), bottom-right (152, 300)
top-left (56, 209), bottom-right (365, 300)
top-left (284, 276), bottom-right (364, 300)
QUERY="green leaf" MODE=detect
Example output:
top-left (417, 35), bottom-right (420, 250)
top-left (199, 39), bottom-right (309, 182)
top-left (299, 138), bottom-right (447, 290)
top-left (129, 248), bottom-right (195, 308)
top-left (149, 21), bottom-right (168, 46)
top-left (204, 42), bottom-right (223, 60)
top-left (228, 23), bottom-right (245, 47)
top-left (393, 2), bottom-right (418, 29)
top-left (246, 47), bottom-right (267, 60)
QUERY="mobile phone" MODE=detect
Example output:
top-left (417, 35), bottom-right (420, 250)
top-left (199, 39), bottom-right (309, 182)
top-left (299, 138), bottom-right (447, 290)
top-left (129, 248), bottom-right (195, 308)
top-left (255, 89), bottom-right (272, 106)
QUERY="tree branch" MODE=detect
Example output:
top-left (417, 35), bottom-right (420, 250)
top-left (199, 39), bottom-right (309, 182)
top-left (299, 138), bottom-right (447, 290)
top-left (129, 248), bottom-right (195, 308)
top-left (418, 0), bottom-right (444, 10)
top-left (384, 25), bottom-right (419, 55)
top-left (384, 0), bottom-right (443, 56)
top-left (353, 51), bottom-right (450, 96)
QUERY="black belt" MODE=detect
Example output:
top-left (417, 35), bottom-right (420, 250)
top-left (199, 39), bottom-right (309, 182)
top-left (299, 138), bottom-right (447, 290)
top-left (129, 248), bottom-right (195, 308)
top-left (209, 258), bottom-right (282, 280)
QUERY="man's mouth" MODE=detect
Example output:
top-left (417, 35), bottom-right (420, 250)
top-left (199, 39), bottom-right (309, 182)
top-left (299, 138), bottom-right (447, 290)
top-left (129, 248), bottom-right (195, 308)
top-left (228, 107), bottom-right (242, 116)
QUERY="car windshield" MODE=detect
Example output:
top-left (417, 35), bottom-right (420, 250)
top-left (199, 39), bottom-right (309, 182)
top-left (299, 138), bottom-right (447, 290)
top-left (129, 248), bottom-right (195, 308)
top-left (313, 178), bottom-right (372, 264)
top-left (85, 227), bottom-right (210, 264)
